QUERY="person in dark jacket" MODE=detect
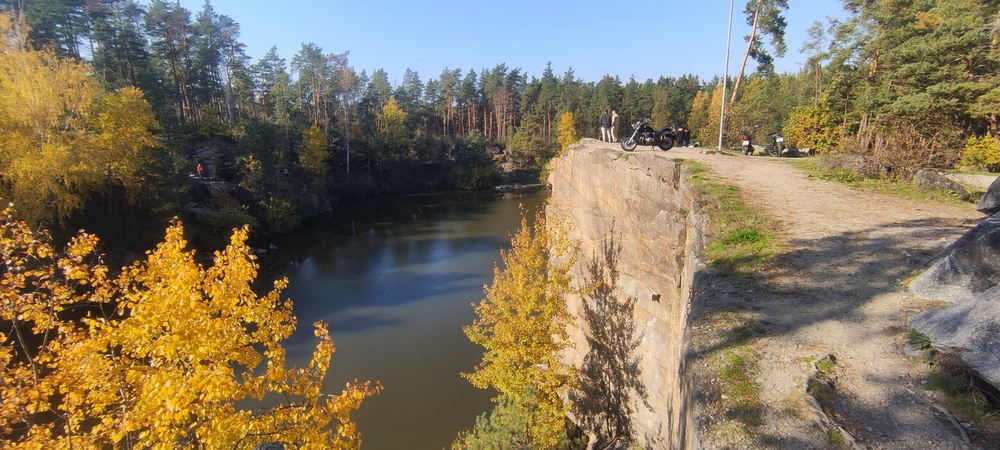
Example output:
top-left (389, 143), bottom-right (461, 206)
top-left (600, 110), bottom-right (611, 142)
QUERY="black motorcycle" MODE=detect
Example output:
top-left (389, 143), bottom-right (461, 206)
top-left (764, 131), bottom-right (785, 156)
top-left (620, 118), bottom-right (675, 152)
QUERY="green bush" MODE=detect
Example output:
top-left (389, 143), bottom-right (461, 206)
top-left (195, 207), bottom-right (258, 248)
top-left (449, 164), bottom-right (496, 190)
top-left (261, 196), bottom-right (300, 234)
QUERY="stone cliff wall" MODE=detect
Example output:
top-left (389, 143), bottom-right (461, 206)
top-left (546, 142), bottom-right (705, 448)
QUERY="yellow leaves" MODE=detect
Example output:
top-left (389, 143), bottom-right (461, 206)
top-left (462, 207), bottom-right (577, 448)
top-left (380, 97), bottom-right (407, 134)
top-left (1, 213), bottom-right (378, 449)
top-left (0, 13), bottom-right (159, 226)
top-left (557, 111), bottom-right (579, 153)
top-left (300, 124), bottom-right (330, 178)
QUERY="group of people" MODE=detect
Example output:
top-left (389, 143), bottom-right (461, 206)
top-left (599, 109), bottom-right (619, 143)
top-left (674, 125), bottom-right (691, 147)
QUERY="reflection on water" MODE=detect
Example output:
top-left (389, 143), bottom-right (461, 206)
top-left (259, 190), bottom-right (548, 450)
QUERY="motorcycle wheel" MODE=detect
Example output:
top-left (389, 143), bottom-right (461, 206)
top-left (744, 146), bottom-right (753, 156)
top-left (766, 144), bottom-right (779, 156)
top-left (657, 137), bottom-right (674, 151)
top-left (620, 138), bottom-right (637, 151)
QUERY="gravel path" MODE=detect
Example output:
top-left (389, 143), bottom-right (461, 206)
top-left (615, 142), bottom-right (988, 448)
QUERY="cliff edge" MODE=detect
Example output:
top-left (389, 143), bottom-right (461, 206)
top-left (547, 139), bottom-right (990, 449)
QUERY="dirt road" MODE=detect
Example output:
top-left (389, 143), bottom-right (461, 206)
top-left (623, 142), bottom-right (988, 448)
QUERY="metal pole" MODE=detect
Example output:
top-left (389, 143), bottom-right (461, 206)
top-left (716, 0), bottom-right (735, 153)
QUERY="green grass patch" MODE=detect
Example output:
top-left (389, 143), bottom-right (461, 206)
top-left (816, 356), bottom-right (836, 374)
top-left (678, 159), bottom-right (779, 444)
top-left (679, 159), bottom-right (780, 276)
top-left (790, 158), bottom-right (979, 206)
top-left (827, 428), bottom-right (846, 446)
top-left (718, 348), bottom-right (763, 427)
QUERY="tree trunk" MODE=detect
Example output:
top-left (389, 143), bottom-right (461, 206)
top-left (731, 0), bottom-right (762, 103)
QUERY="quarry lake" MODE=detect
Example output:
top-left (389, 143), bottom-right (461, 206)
top-left (257, 189), bottom-right (548, 449)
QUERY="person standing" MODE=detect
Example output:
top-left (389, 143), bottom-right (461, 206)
top-left (610, 110), bottom-right (619, 142)
top-left (600, 109), bottom-right (611, 142)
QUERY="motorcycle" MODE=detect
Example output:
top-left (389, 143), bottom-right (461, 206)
top-left (764, 131), bottom-right (785, 156)
top-left (620, 118), bottom-right (675, 152)
top-left (740, 125), bottom-right (759, 156)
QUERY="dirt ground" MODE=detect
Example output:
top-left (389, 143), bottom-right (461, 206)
top-left (602, 140), bottom-right (994, 448)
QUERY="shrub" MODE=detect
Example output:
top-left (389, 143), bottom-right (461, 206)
top-left (959, 135), bottom-right (1000, 173)
top-left (784, 102), bottom-right (841, 153)
top-left (261, 196), bottom-right (300, 234)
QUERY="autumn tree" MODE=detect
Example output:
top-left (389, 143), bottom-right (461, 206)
top-left (461, 209), bottom-right (577, 448)
top-left (785, 100), bottom-right (840, 153)
top-left (557, 111), bottom-right (579, 153)
top-left (300, 123), bottom-right (329, 187)
top-left (380, 96), bottom-right (408, 158)
top-left (0, 13), bottom-right (159, 226)
top-left (0, 208), bottom-right (379, 448)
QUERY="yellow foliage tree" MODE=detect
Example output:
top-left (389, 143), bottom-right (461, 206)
top-left (785, 101), bottom-right (841, 154)
top-left (380, 97), bottom-right (408, 153)
top-left (300, 124), bottom-right (330, 182)
top-left (0, 208), bottom-right (379, 449)
top-left (462, 208), bottom-right (577, 448)
top-left (699, 83), bottom-right (725, 148)
top-left (0, 13), bottom-right (158, 225)
top-left (556, 111), bottom-right (578, 153)
top-left (91, 86), bottom-right (161, 202)
top-left (688, 90), bottom-right (712, 142)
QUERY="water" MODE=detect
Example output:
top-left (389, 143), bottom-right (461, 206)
top-left (258, 190), bottom-right (548, 450)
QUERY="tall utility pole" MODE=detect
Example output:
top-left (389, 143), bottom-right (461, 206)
top-left (717, 0), bottom-right (735, 152)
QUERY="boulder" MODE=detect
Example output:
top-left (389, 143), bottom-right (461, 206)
top-left (909, 212), bottom-right (1000, 390)
top-left (909, 285), bottom-right (1000, 389)
top-left (913, 169), bottom-right (971, 201)
top-left (977, 176), bottom-right (1000, 215)
top-left (909, 214), bottom-right (1000, 303)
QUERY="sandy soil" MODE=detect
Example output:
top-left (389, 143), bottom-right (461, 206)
top-left (603, 141), bottom-right (991, 448)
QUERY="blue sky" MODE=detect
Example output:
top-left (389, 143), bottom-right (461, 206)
top-left (170, 0), bottom-right (850, 85)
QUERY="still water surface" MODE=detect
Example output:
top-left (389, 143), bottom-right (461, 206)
top-left (259, 190), bottom-right (548, 449)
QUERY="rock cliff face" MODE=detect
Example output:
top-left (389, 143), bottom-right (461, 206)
top-left (547, 142), bottom-right (705, 448)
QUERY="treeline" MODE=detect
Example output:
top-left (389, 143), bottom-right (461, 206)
top-left (1, 0), bottom-right (999, 244)
top-left (0, 0), bottom-right (709, 245)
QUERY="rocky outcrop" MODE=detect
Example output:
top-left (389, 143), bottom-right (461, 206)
top-left (909, 214), bottom-right (1000, 303)
top-left (910, 178), bottom-right (1000, 389)
top-left (977, 176), bottom-right (1000, 215)
top-left (910, 285), bottom-right (1000, 388)
top-left (547, 141), bottom-right (705, 448)
top-left (913, 169), bottom-right (972, 201)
